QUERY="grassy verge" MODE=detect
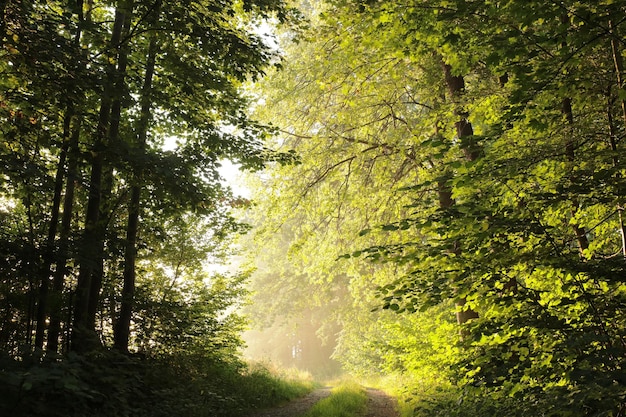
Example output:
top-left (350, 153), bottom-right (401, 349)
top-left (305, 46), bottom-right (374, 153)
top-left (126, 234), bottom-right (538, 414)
top-left (0, 351), bottom-right (316, 417)
top-left (234, 361), bottom-right (318, 412)
top-left (371, 373), bottom-right (537, 417)
top-left (302, 381), bottom-right (368, 417)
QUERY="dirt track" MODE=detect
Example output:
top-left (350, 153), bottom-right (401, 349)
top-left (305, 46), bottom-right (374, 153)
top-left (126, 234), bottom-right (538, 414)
top-left (248, 387), bottom-right (399, 417)
top-left (363, 388), bottom-right (400, 417)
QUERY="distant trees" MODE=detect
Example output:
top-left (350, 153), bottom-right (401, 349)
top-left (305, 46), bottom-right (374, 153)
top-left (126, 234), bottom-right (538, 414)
top-left (246, 0), bottom-right (626, 414)
top-left (0, 0), bottom-right (296, 356)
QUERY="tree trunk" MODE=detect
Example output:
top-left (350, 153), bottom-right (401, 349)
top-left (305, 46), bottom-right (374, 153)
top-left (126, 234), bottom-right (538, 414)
top-left (609, 20), bottom-right (626, 259)
top-left (47, 117), bottom-right (81, 353)
top-left (562, 97), bottom-right (590, 255)
top-left (87, 0), bottom-right (134, 344)
top-left (47, 0), bottom-right (87, 353)
top-left (441, 62), bottom-right (480, 325)
top-left (73, 2), bottom-right (128, 352)
top-left (115, 0), bottom-right (160, 352)
top-left (33, 106), bottom-right (71, 350)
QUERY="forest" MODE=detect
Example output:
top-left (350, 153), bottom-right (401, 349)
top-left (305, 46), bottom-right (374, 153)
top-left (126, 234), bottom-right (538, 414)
top-left (2, 0), bottom-right (626, 416)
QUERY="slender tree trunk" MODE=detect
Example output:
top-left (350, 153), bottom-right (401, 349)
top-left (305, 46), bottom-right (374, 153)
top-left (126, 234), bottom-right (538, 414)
top-left (562, 97), bottom-right (590, 255)
top-left (47, 118), bottom-right (81, 353)
top-left (47, 0), bottom-right (87, 353)
top-left (557, 15), bottom-right (589, 256)
top-left (441, 62), bottom-right (480, 325)
top-left (24, 145), bottom-right (40, 348)
top-left (609, 20), bottom-right (626, 259)
top-left (610, 20), bottom-right (626, 128)
top-left (86, 0), bottom-right (135, 342)
top-left (115, 0), bottom-right (160, 352)
top-left (73, 3), bottom-right (128, 352)
top-left (85, 168), bottom-right (111, 332)
top-left (87, 4), bottom-right (132, 347)
top-left (34, 107), bottom-right (71, 350)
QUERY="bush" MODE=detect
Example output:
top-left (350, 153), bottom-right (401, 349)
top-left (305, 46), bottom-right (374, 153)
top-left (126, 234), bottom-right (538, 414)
top-left (0, 351), bottom-right (315, 417)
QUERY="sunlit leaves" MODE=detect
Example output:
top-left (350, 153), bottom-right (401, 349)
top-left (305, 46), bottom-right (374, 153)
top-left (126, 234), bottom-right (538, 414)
top-left (246, 0), bottom-right (626, 414)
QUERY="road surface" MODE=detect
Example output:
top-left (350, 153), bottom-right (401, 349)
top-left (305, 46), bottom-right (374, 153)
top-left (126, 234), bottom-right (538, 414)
top-left (248, 387), bottom-right (399, 417)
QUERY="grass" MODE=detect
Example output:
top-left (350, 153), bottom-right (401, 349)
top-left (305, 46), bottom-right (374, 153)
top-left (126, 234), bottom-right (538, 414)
top-left (0, 351), bottom-right (318, 417)
top-left (368, 372), bottom-right (538, 417)
top-left (302, 381), bottom-right (368, 417)
top-left (235, 361), bottom-right (318, 411)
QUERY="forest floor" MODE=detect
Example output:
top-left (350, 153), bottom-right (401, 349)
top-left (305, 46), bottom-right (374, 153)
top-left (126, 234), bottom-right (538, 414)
top-left (248, 387), bottom-right (399, 417)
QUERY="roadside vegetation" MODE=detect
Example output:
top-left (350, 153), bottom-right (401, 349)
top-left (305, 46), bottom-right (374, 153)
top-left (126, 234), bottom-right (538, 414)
top-left (244, 1), bottom-right (626, 416)
top-left (4, 1), bottom-right (626, 417)
top-left (0, 353), bottom-right (315, 417)
top-left (302, 381), bottom-right (368, 417)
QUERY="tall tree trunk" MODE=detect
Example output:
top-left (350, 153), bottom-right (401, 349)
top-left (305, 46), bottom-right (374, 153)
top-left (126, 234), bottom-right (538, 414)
top-left (558, 15), bottom-right (589, 256)
top-left (73, 2), bottom-right (129, 352)
top-left (115, 0), bottom-right (160, 352)
top-left (86, 0), bottom-right (134, 343)
top-left (441, 62), bottom-right (480, 325)
top-left (33, 107), bottom-right (71, 350)
top-left (609, 20), bottom-right (626, 259)
top-left (47, 118), bottom-right (81, 353)
top-left (47, 0), bottom-right (87, 353)
top-left (88, 2), bottom-right (134, 350)
top-left (610, 20), bottom-right (626, 128)
top-left (562, 97), bottom-right (590, 255)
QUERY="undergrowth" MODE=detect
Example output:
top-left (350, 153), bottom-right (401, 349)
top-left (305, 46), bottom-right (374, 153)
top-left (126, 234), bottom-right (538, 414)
top-left (0, 350), bottom-right (315, 417)
top-left (374, 373), bottom-right (541, 417)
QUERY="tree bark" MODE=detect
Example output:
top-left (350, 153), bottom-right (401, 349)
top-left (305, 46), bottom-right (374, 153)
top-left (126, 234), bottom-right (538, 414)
top-left (33, 107), bottom-right (70, 350)
top-left (115, 0), bottom-right (160, 352)
top-left (562, 97), bottom-right (590, 255)
top-left (441, 62), bottom-right (480, 325)
top-left (73, 2), bottom-right (128, 352)
top-left (47, 118), bottom-right (81, 353)
top-left (609, 20), bottom-right (626, 259)
top-left (46, 0), bottom-right (87, 353)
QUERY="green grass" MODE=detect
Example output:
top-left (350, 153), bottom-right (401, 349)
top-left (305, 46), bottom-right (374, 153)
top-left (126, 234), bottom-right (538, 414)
top-left (0, 351), bottom-right (318, 417)
top-left (302, 381), bottom-right (368, 417)
top-left (234, 361), bottom-right (318, 411)
top-left (369, 372), bottom-right (539, 417)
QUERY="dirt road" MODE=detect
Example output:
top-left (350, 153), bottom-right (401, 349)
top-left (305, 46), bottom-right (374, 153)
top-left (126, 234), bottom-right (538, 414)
top-left (363, 388), bottom-right (399, 417)
top-left (248, 387), bottom-right (399, 417)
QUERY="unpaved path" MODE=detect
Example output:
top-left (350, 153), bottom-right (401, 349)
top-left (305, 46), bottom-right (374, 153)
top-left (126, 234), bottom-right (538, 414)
top-left (249, 388), bottom-right (332, 417)
top-left (247, 387), bottom-right (399, 417)
top-left (363, 388), bottom-right (399, 417)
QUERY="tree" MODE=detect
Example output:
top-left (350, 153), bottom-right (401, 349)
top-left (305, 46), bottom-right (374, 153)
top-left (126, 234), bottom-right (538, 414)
top-left (244, 0), bottom-right (448, 378)
top-left (246, 0), bottom-right (626, 414)
top-left (0, 0), bottom-right (299, 358)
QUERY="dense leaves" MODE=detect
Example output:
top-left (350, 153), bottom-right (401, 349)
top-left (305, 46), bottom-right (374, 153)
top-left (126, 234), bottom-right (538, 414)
top-left (0, 350), bottom-right (314, 417)
top-left (0, 0), bottom-right (304, 415)
top-left (244, 0), bottom-right (626, 416)
top-left (0, 0), bottom-right (296, 352)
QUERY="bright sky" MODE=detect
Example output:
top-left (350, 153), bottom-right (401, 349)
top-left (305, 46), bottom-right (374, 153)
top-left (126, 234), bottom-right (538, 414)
top-left (218, 159), bottom-right (250, 198)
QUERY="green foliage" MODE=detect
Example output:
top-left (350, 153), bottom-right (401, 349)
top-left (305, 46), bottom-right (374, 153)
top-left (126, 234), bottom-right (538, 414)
top-left (0, 351), bottom-right (314, 417)
top-left (0, 0), bottom-right (302, 357)
top-left (0, 351), bottom-right (148, 417)
top-left (243, 0), bottom-right (626, 416)
top-left (231, 361), bottom-right (317, 410)
top-left (133, 270), bottom-right (249, 357)
top-left (396, 382), bottom-right (537, 417)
